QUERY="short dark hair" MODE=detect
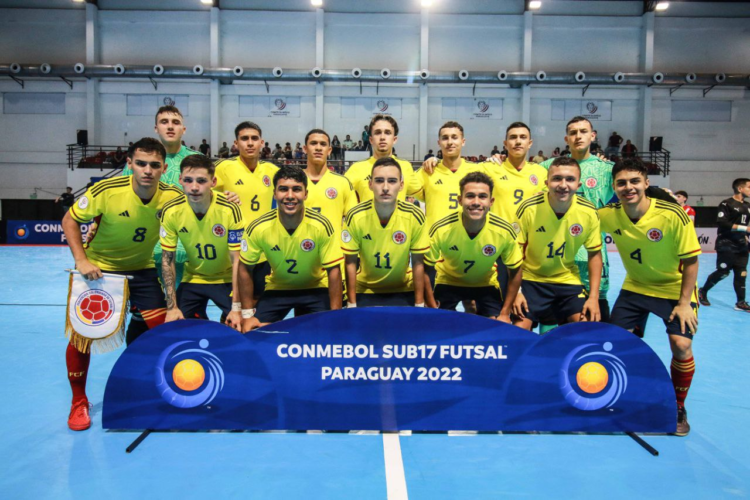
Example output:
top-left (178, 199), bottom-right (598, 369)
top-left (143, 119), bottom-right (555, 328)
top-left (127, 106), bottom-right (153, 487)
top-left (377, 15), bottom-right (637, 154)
top-left (439, 121), bottom-right (464, 137)
top-left (646, 187), bottom-right (677, 203)
top-left (128, 137), bottom-right (166, 162)
top-left (566, 116), bottom-right (593, 132)
top-left (305, 128), bottom-right (330, 144)
top-left (234, 121), bottom-right (262, 139)
top-left (155, 105), bottom-right (183, 125)
top-left (612, 157), bottom-right (649, 180)
top-left (459, 171), bottom-right (494, 194)
top-left (549, 156), bottom-right (581, 175)
top-left (371, 157), bottom-right (402, 177)
top-left (180, 154), bottom-right (214, 176)
top-left (369, 114), bottom-right (399, 136)
top-left (66, 186), bottom-right (72, 191)
top-left (506, 121), bottom-right (531, 137)
top-left (732, 178), bottom-right (750, 194)
top-left (674, 190), bottom-right (688, 199)
top-left (273, 165), bottom-right (308, 189)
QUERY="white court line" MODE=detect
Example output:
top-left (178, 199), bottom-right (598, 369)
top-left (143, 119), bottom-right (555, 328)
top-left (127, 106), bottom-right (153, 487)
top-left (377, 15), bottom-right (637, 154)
top-left (383, 433), bottom-right (409, 500)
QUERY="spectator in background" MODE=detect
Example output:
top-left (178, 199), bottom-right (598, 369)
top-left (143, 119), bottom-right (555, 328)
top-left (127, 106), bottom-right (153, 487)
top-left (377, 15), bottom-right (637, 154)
top-left (199, 139), bottom-right (211, 156)
top-left (356, 140), bottom-right (365, 151)
top-left (294, 144), bottom-right (304, 160)
top-left (261, 141), bottom-right (271, 159)
top-left (621, 139), bottom-right (637, 158)
top-left (561, 145), bottom-right (571, 157)
top-left (362, 125), bottom-right (370, 152)
top-left (332, 135), bottom-right (342, 160)
top-left (113, 146), bottom-right (126, 166)
top-left (343, 134), bottom-right (354, 151)
top-left (591, 130), bottom-right (601, 154)
top-left (56, 187), bottom-right (75, 215)
top-left (436, 150), bottom-right (443, 160)
top-left (218, 142), bottom-right (230, 158)
top-left (491, 145), bottom-right (501, 156)
top-left (424, 149), bottom-right (435, 161)
top-left (284, 142), bottom-right (293, 160)
top-left (532, 150), bottom-right (545, 163)
top-left (605, 131), bottom-right (622, 158)
top-left (230, 143), bottom-right (239, 157)
top-left (551, 147), bottom-right (561, 158)
top-left (190, 145), bottom-right (197, 151)
top-left (273, 143), bottom-right (284, 160)
top-left (674, 190), bottom-right (696, 222)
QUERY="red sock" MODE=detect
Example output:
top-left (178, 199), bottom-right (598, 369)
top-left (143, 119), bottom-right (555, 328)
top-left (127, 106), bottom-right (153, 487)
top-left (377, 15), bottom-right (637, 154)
top-left (66, 343), bottom-right (90, 404)
top-left (670, 356), bottom-right (695, 408)
top-left (141, 308), bottom-right (167, 329)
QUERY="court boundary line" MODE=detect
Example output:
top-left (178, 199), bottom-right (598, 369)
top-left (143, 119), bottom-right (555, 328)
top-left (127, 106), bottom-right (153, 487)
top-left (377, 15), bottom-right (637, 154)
top-left (383, 433), bottom-right (409, 500)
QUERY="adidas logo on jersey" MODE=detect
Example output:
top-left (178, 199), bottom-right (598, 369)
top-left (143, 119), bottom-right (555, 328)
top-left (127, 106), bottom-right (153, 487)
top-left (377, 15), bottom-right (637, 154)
top-left (365, 175), bottom-right (372, 182)
top-left (498, 175), bottom-right (509, 181)
top-left (363, 234), bottom-right (372, 240)
top-left (235, 179), bottom-right (244, 185)
top-left (179, 227), bottom-right (189, 233)
top-left (614, 229), bottom-right (622, 235)
top-left (271, 245), bottom-right (281, 251)
top-left (119, 211), bottom-right (130, 217)
top-left (449, 245), bottom-right (459, 251)
top-left (536, 226), bottom-right (546, 232)
top-left (435, 180), bottom-right (444, 185)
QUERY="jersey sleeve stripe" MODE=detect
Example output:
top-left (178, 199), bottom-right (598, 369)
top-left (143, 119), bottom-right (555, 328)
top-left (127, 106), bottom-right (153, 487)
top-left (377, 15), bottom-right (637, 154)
top-left (488, 220), bottom-right (518, 239)
top-left (239, 254), bottom-right (259, 265)
top-left (245, 211), bottom-right (277, 237)
top-left (68, 205), bottom-right (90, 223)
top-left (505, 258), bottom-right (523, 269)
top-left (678, 248), bottom-right (701, 257)
top-left (216, 199), bottom-right (242, 223)
top-left (322, 256), bottom-right (344, 268)
top-left (655, 201), bottom-right (692, 225)
top-left (410, 245), bottom-right (430, 253)
top-left (397, 202), bottom-right (426, 224)
top-left (341, 246), bottom-right (359, 254)
top-left (586, 243), bottom-right (603, 252)
top-left (429, 213), bottom-right (459, 237)
top-left (345, 201), bottom-right (373, 226)
top-left (90, 178), bottom-right (130, 197)
top-left (161, 243), bottom-right (177, 250)
top-left (516, 197), bottom-right (545, 218)
top-left (306, 210), bottom-right (335, 234)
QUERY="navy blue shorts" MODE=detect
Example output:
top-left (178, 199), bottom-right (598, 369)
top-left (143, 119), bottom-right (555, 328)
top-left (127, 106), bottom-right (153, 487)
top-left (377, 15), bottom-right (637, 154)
top-left (176, 282), bottom-right (233, 319)
top-left (434, 285), bottom-right (502, 318)
top-left (610, 289), bottom-right (697, 339)
top-left (252, 261), bottom-right (272, 298)
top-left (108, 268), bottom-right (166, 312)
top-left (357, 292), bottom-right (415, 307)
top-left (256, 288), bottom-right (330, 323)
top-left (522, 280), bottom-right (587, 324)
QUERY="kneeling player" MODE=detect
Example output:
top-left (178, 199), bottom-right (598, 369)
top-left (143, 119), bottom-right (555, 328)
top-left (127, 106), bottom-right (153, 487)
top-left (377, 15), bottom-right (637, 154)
top-left (237, 166), bottom-right (344, 331)
top-left (513, 157), bottom-right (602, 330)
top-left (61, 138), bottom-right (182, 430)
top-left (600, 158), bottom-right (700, 436)
top-left (342, 157), bottom-right (429, 307)
top-left (424, 172), bottom-right (523, 322)
top-left (160, 155), bottom-right (244, 328)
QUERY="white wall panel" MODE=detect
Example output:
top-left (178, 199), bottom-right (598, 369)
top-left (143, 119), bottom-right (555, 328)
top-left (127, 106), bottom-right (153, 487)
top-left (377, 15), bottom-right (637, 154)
top-left (0, 9), bottom-right (85, 64)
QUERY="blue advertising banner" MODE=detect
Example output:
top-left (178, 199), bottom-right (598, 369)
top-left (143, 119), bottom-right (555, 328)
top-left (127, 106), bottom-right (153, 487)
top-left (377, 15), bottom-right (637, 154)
top-left (103, 309), bottom-right (677, 433)
top-left (6, 220), bottom-right (91, 244)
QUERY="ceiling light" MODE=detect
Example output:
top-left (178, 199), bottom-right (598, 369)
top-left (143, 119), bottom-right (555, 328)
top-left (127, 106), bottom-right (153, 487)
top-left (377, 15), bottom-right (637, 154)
top-left (421, 0), bottom-right (433, 7)
top-left (655, 2), bottom-right (669, 11)
top-left (311, 0), bottom-right (323, 7)
top-left (72, 0), bottom-right (85, 3)
top-left (528, 1), bottom-right (542, 10)
top-left (200, 0), bottom-right (213, 5)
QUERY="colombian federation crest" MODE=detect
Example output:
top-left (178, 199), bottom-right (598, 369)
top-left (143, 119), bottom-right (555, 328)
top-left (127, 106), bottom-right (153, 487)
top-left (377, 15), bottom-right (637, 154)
top-left (529, 175), bottom-right (539, 186)
top-left (647, 228), bottom-right (663, 242)
top-left (326, 187), bottom-right (338, 199)
top-left (392, 231), bottom-right (407, 245)
top-left (482, 244), bottom-right (497, 256)
top-left (66, 272), bottom-right (129, 354)
top-left (341, 230), bottom-right (352, 243)
top-left (262, 175), bottom-right (271, 187)
top-left (569, 224), bottom-right (583, 237)
top-left (585, 177), bottom-right (598, 188)
top-left (212, 224), bottom-right (226, 237)
top-left (301, 239), bottom-right (316, 251)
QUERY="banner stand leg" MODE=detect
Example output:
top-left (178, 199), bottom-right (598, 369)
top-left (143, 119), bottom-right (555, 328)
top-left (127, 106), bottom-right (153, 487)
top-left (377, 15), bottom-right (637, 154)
top-left (126, 429), bottom-right (152, 453)
top-left (626, 432), bottom-right (659, 456)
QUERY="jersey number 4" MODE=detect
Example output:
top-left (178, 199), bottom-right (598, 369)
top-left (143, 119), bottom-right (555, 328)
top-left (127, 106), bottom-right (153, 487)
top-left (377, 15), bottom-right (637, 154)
top-left (630, 248), bottom-right (642, 264)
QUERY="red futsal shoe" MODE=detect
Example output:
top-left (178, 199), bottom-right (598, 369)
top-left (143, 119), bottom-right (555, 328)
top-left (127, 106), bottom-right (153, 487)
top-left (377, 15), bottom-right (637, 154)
top-left (68, 399), bottom-right (91, 431)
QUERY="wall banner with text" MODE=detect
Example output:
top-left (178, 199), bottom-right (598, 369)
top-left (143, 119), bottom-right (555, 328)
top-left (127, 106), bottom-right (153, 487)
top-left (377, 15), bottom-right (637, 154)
top-left (552, 99), bottom-right (612, 121)
top-left (340, 98), bottom-right (403, 119)
top-left (239, 96), bottom-right (301, 118)
top-left (442, 98), bottom-right (503, 120)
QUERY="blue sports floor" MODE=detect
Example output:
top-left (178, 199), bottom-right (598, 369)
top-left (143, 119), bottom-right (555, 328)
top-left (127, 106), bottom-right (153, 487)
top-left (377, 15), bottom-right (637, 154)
top-left (0, 246), bottom-right (748, 499)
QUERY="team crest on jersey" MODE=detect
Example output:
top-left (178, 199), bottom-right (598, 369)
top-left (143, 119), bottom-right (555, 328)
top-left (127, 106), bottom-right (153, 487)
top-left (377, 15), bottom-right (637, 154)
top-left (212, 224), bottom-right (226, 238)
top-left (482, 244), bottom-right (497, 257)
top-left (241, 239), bottom-right (248, 252)
top-left (262, 175), bottom-right (271, 187)
top-left (529, 174), bottom-right (539, 186)
top-left (585, 177), bottom-right (598, 188)
top-left (569, 224), bottom-right (583, 237)
top-left (326, 187), bottom-right (338, 199)
top-left (512, 222), bottom-right (521, 234)
top-left (647, 228), bottom-right (663, 242)
top-left (341, 230), bottom-right (352, 243)
top-left (78, 196), bottom-right (89, 209)
top-left (301, 239), bottom-right (316, 251)
top-left (392, 231), bottom-right (407, 245)
top-left (159, 227), bottom-right (167, 238)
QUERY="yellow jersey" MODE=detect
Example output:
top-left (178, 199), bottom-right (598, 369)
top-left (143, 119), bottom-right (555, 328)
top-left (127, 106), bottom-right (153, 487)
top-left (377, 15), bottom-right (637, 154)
top-left (425, 210), bottom-right (522, 288)
top-left (69, 177), bottom-right (182, 272)
top-left (515, 193), bottom-right (602, 285)
top-left (412, 159), bottom-right (485, 230)
top-left (599, 199), bottom-right (701, 300)
top-left (482, 159), bottom-right (547, 223)
top-left (240, 208), bottom-right (344, 291)
top-left (342, 200), bottom-right (430, 294)
top-left (159, 192), bottom-right (244, 284)
top-left (305, 168), bottom-right (357, 234)
top-left (345, 155), bottom-right (420, 203)
top-left (214, 158), bottom-right (278, 225)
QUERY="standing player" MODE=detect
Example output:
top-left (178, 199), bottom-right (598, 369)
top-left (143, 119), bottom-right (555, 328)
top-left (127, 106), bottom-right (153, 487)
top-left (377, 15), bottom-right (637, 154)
top-left (342, 157), bottom-right (429, 307)
top-left (512, 157), bottom-right (603, 329)
top-left (674, 190), bottom-right (696, 222)
top-left (600, 158), bottom-right (700, 436)
top-left (699, 178), bottom-right (750, 312)
top-left (237, 166), bottom-right (344, 331)
top-left (214, 122), bottom-right (279, 307)
top-left (540, 116), bottom-right (615, 321)
top-left (160, 155), bottom-right (244, 327)
top-left (62, 138), bottom-right (182, 431)
top-left (345, 115), bottom-right (421, 203)
top-left (424, 172), bottom-right (523, 322)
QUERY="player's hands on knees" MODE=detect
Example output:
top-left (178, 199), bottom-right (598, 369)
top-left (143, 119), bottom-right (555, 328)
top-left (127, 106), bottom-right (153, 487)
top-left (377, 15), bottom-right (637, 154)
top-left (225, 311), bottom-right (242, 332)
top-left (76, 260), bottom-right (103, 281)
top-left (241, 316), bottom-right (261, 334)
top-left (490, 153), bottom-right (506, 164)
top-left (581, 298), bottom-right (601, 322)
top-left (669, 303), bottom-right (698, 335)
top-left (224, 191), bottom-right (241, 205)
top-left (165, 308), bottom-right (185, 323)
top-left (422, 157), bottom-right (438, 174)
top-left (512, 293), bottom-right (528, 318)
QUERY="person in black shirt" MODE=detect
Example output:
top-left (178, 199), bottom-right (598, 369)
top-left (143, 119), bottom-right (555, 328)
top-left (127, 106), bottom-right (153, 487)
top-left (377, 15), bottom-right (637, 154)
top-left (56, 187), bottom-right (75, 216)
top-left (199, 139), bottom-right (211, 156)
top-left (699, 178), bottom-right (750, 312)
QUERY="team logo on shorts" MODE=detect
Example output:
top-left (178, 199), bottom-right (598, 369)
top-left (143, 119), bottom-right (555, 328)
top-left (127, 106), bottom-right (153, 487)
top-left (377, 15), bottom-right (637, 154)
top-left (301, 239), bottom-right (316, 251)
top-left (529, 175), bottom-right (539, 186)
top-left (262, 175), bottom-right (271, 187)
top-left (326, 187), bottom-right (338, 199)
top-left (585, 177), bottom-right (598, 188)
top-left (241, 239), bottom-right (248, 252)
top-left (647, 228), bottom-right (663, 242)
top-left (569, 224), bottom-right (583, 237)
top-left (160, 227), bottom-right (167, 238)
top-left (212, 224), bottom-right (226, 238)
top-left (392, 231), bottom-right (407, 245)
top-left (482, 244), bottom-right (496, 257)
top-left (512, 222), bottom-right (521, 234)
top-left (342, 230), bottom-right (352, 243)
top-left (78, 196), bottom-right (89, 209)
top-left (75, 289), bottom-right (115, 326)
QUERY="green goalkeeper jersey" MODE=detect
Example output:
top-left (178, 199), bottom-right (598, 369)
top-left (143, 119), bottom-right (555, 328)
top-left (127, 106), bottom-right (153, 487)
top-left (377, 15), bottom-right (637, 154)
top-left (541, 155), bottom-right (615, 295)
top-left (121, 145), bottom-right (199, 186)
